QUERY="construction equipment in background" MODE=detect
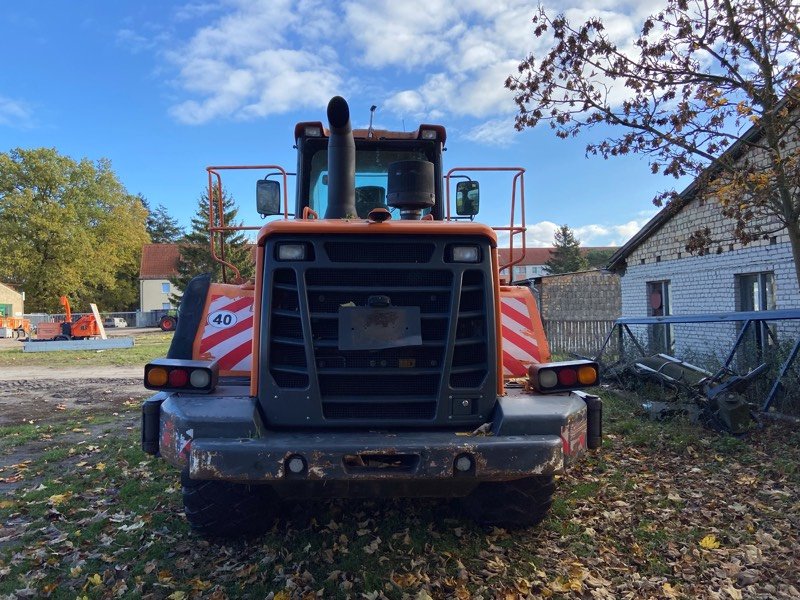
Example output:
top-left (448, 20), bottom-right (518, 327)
top-left (34, 296), bottom-right (107, 341)
top-left (158, 309), bottom-right (178, 332)
top-left (0, 316), bottom-right (30, 339)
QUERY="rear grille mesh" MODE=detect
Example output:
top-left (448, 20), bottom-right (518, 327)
top-left (268, 269), bottom-right (308, 388)
top-left (325, 242), bottom-right (434, 263)
top-left (263, 237), bottom-right (491, 422)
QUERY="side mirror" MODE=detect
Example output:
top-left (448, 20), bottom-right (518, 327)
top-left (456, 180), bottom-right (479, 216)
top-left (256, 179), bottom-right (281, 216)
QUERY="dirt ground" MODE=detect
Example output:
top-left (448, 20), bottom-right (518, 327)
top-left (0, 365), bottom-right (147, 425)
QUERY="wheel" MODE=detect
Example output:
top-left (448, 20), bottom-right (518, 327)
top-left (159, 315), bottom-right (177, 331)
top-left (459, 476), bottom-right (555, 528)
top-left (53, 334), bottom-right (70, 341)
top-left (181, 470), bottom-right (277, 537)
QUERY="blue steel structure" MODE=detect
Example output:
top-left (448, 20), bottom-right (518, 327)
top-left (594, 309), bottom-right (800, 411)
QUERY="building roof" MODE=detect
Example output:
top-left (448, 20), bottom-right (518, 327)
top-left (606, 91), bottom-right (797, 272)
top-left (139, 244), bottom-right (181, 280)
top-left (498, 246), bottom-right (617, 267)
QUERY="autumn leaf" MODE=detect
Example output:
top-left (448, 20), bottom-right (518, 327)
top-left (699, 535), bottom-right (721, 549)
top-left (48, 492), bottom-right (73, 505)
top-left (87, 573), bottom-right (102, 587)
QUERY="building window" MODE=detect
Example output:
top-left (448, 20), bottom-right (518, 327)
top-left (736, 272), bottom-right (776, 360)
top-left (162, 302), bottom-right (172, 310)
top-left (647, 280), bottom-right (674, 354)
top-left (162, 282), bottom-right (170, 294)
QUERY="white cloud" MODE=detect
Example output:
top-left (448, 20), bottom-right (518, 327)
top-left (464, 118), bottom-right (519, 147)
top-left (0, 95), bottom-right (33, 128)
top-left (143, 0), bottom-right (658, 130)
top-left (496, 214), bottom-right (653, 248)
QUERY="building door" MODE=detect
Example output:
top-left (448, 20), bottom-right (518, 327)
top-left (647, 281), bottom-right (674, 354)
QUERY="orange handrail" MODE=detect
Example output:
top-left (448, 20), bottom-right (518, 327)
top-left (205, 165), bottom-right (291, 283)
top-left (444, 167), bottom-right (527, 275)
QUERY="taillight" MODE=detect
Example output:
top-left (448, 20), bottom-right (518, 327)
top-left (144, 358), bottom-right (219, 393)
top-left (528, 360), bottom-right (599, 393)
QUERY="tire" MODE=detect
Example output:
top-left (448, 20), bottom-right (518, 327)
top-left (53, 335), bottom-right (70, 341)
top-left (460, 476), bottom-right (555, 528)
top-left (159, 316), bottom-right (177, 332)
top-left (181, 470), bottom-right (276, 537)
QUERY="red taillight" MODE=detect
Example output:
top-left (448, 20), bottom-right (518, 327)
top-left (557, 369), bottom-right (577, 386)
top-left (168, 369), bottom-right (189, 387)
top-left (528, 360), bottom-right (600, 393)
top-left (144, 359), bottom-right (219, 393)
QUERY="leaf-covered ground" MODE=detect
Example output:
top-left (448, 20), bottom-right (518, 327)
top-left (0, 392), bottom-right (798, 600)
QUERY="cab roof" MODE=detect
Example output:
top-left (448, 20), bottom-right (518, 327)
top-left (294, 121), bottom-right (447, 145)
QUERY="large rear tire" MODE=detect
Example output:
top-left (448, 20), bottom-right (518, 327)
top-left (460, 475), bottom-right (555, 528)
top-left (159, 315), bottom-right (177, 332)
top-left (181, 470), bottom-right (277, 537)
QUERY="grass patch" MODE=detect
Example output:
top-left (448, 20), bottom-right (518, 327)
top-left (0, 332), bottom-right (171, 367)
top-left (1, 392), bottom-right (798, 599)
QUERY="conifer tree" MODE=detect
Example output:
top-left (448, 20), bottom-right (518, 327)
top-left (170, 187), bottom-right (253, 304)
top-left (141, 195), bottom-right (184, 243)
top-left (545, 225), bottom-right (589, 274)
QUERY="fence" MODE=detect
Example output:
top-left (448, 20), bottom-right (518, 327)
top-left (24, 310), bottom-right (171, 329)
top-left (543, 319), bottom-right (615, 357)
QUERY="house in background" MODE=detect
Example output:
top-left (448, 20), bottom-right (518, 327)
top-left (607, 115), bottom-right (799, 360)
top-left (498, 246), bottom-right (616, 283)
top-left (139, 243), bottom-right (181, 312)
top-left (0, 282), bottom-right (24, 317)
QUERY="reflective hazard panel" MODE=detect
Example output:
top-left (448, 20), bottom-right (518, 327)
top-left (193, 284), bottom-right (255, 376)
top-left (499, 286), bottom-right (550, 378)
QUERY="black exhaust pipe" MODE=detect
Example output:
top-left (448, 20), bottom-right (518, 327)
top-left (324, 96), bottom-right (356, 219)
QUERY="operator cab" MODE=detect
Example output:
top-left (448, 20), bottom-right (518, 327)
top-left (257, 120), bottom-right (480, 221)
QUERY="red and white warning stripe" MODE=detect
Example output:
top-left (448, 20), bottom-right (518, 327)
top-left (500, 296), bottom-right (542, 377)
top-left (198, 294), bottom-right (254, 373)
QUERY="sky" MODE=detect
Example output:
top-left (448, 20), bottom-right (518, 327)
top-left (0, 0), bottom-right (685, 249)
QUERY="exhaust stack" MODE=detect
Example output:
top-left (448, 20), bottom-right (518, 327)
top-left (324, 96), bottom-right (356, 219)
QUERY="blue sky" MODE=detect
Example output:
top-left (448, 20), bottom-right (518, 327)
top-left (1, 0), bottom-right (682, 248)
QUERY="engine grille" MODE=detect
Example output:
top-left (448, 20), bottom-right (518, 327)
top-left (261, 235), bottom-right (493, 425)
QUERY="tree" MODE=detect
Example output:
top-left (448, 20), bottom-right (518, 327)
top-left (586, 248), bottom-right (616, 269)
top-left (0, 148), bottom-right (149, 312)
top-left (141, 196), bottom-right (184, 243)
top-left (546, 225), bottom-right (589, 274)
top-left (170, 187), bottom-right (254, 304)
top-left (507, 0), bottom-right (800, 286)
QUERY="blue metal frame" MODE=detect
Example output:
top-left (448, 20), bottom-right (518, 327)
top-left (595, 309), bottom-right (800, 412)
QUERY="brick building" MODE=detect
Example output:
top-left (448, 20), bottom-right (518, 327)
top-left (607, 110), bottom-right (799, 360)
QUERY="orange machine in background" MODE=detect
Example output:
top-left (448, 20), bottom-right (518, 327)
top-left (35, 296), bottom-right (105, 341)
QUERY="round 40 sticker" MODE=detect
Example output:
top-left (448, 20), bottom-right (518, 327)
top-left (207, 310), bottom-right (238, 328)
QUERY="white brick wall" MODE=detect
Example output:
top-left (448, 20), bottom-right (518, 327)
top-left (621, 242), bottom-right (800, 359)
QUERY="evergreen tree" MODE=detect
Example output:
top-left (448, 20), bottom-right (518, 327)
top-left (585, 248), bottom-right (615, 269)
top-left (545, 225), bottom-right (589, 274)
top-left (141, 195), bottom-right (184, 243)
top-left (170, 187), bottom-right (254, 304)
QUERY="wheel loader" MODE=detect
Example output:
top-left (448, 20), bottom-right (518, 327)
top-left (141, 96), bottom-right (602, 536)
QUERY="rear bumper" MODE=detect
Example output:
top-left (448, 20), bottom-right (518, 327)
top-left (142, 386), bottom-right (596, 485)
top-left (189, 430), bottom-right (563, 482)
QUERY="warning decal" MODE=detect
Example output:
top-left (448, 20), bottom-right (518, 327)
top-left (197, 294), bottom-right (254, 373)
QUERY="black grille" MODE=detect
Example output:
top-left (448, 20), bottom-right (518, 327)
top-left (450, 271), bottom-right (488, 389)
top-left (268, 269), bottom-right (308, 388)
top-left (325, 242), bottom-right (434, 263)
top-left (262, 236), bottom-right (493, 425)
top-left (323, 402), bottom-right (436, 420)
top-left (319, 374), bottom-right (439, 396)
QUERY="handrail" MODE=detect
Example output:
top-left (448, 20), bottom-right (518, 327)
top-left (206, 165), bottom-right (291, 283)
top-left (444, 167), bottom-right (526, 275)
